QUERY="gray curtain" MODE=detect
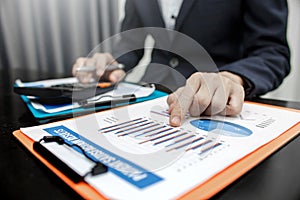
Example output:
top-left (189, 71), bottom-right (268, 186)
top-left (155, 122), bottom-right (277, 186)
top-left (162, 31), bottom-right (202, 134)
top-left (0, 0), bottom-right (120, 76)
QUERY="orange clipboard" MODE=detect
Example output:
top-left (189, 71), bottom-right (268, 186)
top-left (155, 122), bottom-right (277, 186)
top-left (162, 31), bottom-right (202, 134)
top-left (13, 101), bottom-right (300, 200)
top-left (13, 130), bottom-right (106, 200)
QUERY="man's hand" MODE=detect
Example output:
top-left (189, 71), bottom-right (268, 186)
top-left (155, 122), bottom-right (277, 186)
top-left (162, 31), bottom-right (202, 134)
top-left (72, 53), bottom-right (125, 83)
top-left (167, 71), bottom-right (245, 127)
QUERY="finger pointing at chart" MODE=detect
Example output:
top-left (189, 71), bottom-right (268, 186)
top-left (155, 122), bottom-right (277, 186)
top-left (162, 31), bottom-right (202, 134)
top-left (167, 72), bottom-right (245, 127)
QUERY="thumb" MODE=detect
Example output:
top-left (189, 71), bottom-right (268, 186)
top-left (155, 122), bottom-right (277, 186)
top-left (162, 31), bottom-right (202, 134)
top-left (109, 70), bottom-right (126, 82)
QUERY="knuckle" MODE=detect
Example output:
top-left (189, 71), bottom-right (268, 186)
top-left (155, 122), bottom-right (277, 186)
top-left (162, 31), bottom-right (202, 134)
top-left (232, 83), bottom-right (245, 99)
top-left (189, 72), bottom-right (202, 81)
top-left (93, 53), bottom-right (106, 61)
top-left (173, 87), bottom-right (183, 96)
top-left (223, 77), bottom-right (231, 85)
top-left (237, 84), bottom-right (244, 92)
top-left (104, 52), bottom-right (113, 59)
top-left (167, 94), bottom-right (175, 104)
top-left (230, 104), bottom-right (243, 114)
top-left (212, 74), bottom-right (222, 83)
top-left (189, 107), bottom-right (200, 117)
top-left (193, 72), bottom-right (202, 78)
top-left (195, 94), bottom-right (210, 108)
top-left (178, 94), bottom-right (191, 105)
top-left (76, 57), bottom-right (85, 63)
top-left (211, 101), bottom-right (226, 113)
top-left (93, 53), bottom-right (105, 59)
top-left (170, 104), bottom-right (180, 115)
top-left (239, 86), bottom-right (245, 98)
top-left (173, 107), bottom-right (184, 118)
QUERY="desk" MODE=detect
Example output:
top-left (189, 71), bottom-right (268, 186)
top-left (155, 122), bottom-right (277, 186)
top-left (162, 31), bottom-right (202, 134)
top-left (1, 69), bottom-right (300, 200)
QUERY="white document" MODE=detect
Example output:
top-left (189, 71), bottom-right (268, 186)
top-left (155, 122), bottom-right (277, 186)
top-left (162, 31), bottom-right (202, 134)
top-left (15, 78), bottom-right (155, 113)
top-left (20, 97), bottom-right (300, 199)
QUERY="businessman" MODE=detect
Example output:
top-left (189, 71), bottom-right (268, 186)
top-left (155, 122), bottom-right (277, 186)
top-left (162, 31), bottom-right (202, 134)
top-left (73, 0), bottom-right (290, 127)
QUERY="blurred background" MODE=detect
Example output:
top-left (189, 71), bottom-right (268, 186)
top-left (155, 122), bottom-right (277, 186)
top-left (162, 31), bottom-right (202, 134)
top-left (0, 0), bottom-right (299, 101)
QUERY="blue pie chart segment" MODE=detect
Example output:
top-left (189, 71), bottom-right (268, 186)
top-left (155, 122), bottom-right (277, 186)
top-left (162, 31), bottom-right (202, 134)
top-left (190, 119), bottom-right (253, 137)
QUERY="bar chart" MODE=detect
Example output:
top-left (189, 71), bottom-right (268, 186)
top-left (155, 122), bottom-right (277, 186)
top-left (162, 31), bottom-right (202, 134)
top-left (98, 117), bottom-right (224, 158)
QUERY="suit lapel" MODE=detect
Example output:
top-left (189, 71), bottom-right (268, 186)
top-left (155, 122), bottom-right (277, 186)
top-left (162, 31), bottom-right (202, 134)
top-left (175, 0), bottom-right (196, 31)
top-left (134, 0), bottom-right (165, 28)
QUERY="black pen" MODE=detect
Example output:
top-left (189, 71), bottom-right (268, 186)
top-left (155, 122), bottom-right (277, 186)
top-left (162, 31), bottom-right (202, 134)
top-left (79, 94), bottom-right (136, 108)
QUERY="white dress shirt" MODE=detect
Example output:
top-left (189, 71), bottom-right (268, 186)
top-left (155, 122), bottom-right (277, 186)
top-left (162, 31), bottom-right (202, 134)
top-left (158, 0), bottom-right (184, 30)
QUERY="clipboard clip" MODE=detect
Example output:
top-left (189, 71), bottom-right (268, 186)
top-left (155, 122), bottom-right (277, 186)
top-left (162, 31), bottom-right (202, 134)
top-left (34, 136), bottom-right (108, 183)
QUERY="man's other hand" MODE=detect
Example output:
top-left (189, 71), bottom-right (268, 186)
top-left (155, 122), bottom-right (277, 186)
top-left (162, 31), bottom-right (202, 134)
top-left (72, 53), bottom-right (125, 83)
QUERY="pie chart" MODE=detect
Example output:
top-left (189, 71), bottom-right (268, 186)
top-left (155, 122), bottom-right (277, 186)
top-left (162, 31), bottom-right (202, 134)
top-left (190, 119), bottom-right (253, 137)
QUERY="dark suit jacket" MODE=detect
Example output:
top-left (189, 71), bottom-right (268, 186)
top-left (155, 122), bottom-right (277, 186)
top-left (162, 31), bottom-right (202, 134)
top-left (115, 0), bottom-right (290, 98)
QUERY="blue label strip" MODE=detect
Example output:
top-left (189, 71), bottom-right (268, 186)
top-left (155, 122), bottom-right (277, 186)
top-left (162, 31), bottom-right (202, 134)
top-left (43, 125), bottom-right (163, 189)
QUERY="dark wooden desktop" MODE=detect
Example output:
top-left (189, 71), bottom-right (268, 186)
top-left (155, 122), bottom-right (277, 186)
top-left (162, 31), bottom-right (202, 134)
top-left (1, 69), bottom-right (300, 200)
